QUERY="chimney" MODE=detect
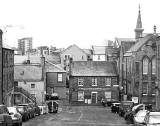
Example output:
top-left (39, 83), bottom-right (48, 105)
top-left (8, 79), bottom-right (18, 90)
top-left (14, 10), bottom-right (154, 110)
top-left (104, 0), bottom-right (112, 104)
top-left (41, 56), bottom-right (45, 80)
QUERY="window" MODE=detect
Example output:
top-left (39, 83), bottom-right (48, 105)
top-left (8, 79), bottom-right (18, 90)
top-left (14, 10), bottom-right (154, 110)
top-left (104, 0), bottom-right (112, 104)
top-left (152, 57), bottom-right (156, 74)
top-left (98, 55), bottom-right (100, 60)
top-left (135, 62), bottom-right (139, 73)
top-left (82, 56), bottom-right (84, 60)
top-left (78, 91), bottom-right (84, 101)
top-left (78, 78), bottom-right (84, 86)
top-left (142, 57), bottom-right (149, 74)
top-left (58, 73), bottom-right (63, 82)
top-left (105, 91), bottom-right (111, 100)
top-left (105, 77), bottom-right (111, 86)
top-left (92, 78), bottom-right (97, 86)
top-left (31, 84), bottom-right (35, 88)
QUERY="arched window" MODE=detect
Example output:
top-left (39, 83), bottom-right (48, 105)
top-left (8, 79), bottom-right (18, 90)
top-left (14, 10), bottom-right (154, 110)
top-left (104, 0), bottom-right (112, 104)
top-left (143, 57), bottom-right (149, 75)
top-left (152, 57), bottom-right (156, 74)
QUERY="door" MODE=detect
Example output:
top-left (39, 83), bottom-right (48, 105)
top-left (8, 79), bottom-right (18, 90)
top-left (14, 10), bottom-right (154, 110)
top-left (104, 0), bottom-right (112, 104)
top-left (91, 92), bottom-right (97, 104)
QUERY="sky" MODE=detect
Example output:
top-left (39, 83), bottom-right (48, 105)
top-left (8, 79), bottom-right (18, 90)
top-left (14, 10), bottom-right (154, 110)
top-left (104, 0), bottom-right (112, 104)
top-left (0, 0), bottom-right (160, 49)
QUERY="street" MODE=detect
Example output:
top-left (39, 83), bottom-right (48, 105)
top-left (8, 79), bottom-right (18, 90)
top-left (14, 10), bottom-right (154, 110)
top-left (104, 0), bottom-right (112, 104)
top-left (22, 106), bottom-right (133, 126)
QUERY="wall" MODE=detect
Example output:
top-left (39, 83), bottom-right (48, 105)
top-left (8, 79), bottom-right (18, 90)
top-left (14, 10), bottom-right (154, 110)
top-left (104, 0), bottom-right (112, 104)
top-left (18, 81), bottom-right (44, 105)
top-left (69, 76), bottom-right (119, 105)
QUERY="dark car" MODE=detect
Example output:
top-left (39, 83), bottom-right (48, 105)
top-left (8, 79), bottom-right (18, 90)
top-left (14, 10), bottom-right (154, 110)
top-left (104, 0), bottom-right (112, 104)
top-left (32, 104), bottom-right (40, 116)
top-left (16, 106), bottom-right (29, 121)
top-left (111, 102), bottom-right (120, 113)
top-left (0, 104), bottom-right (13, 126)
top-left (47, 101), bottom-right (58, 113)
top-left (18, 104), bottom-right (35, 119)
top-left (106, 100), bottom-right (119, 107)
top-left (118, 101), bottom-right (134, 117)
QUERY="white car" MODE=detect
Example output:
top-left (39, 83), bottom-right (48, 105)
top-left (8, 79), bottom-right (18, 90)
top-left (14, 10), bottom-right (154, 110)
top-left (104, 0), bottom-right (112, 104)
top-left (8, 107), bottom-right (22, 126)
top-left (142, 112), bottom-right (160, 126)
top-left (133, 110), bottom-right (148, 126)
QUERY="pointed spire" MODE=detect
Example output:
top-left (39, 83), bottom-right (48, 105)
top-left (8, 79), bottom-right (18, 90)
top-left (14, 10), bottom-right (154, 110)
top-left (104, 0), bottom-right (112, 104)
top-left (135, 4), bottom-right (144, 40)
top-left (136, 4), bottom-right (142, 29)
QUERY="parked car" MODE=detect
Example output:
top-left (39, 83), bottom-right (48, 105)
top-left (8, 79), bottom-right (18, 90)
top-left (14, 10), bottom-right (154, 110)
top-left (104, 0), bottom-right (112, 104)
top-left (118, 101), bottom-right (134, 117)
top-left (138, 112), bottom-right (160, 126)
top-left (16, 106), bottom-right (29, 122)
top-left (34, 104), bottom-right (41, 116)
top-left (7, 107), bottom-right (22, 126)
top-left (106, 99), bottom-right (119, 107)
top-left (133, 110), bottom-right (148, 126)
top-left (0, 104), bottom-right (13, 126)
top-left (17, 104), bottom-right (35, 119)
top-left (125, 104), bottom-right (145, 124)
top-left (111, 102), bottom-right (120, 113)
top-left (47, 101), bottom-right (58, 113)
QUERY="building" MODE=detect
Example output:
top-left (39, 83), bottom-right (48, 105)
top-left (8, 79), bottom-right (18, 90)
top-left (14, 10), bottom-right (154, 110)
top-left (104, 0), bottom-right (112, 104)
top-left (123, 33), bottom-right (160, 107)
top-left (14, 62), bottom-right (44, 105)
top-left (45, 62), bottom-right (66, 99)
top-left (18, 37), bottom-right (32, 55)
top-left (92, 46), bottom-right (106, 61)
top-left (60, 44), bottom-right (92, 69)
top-left (37, 46), bottom-right (50, 56)
top-left (69, 61), bottom-right (118, 105)
top-left (0, 30), bottom-right (14, 106)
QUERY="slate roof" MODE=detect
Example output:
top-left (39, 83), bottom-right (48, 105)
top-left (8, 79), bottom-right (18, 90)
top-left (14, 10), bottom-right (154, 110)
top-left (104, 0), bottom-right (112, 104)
top-left (14, 55), bottom-right (60, 64)
top-left (61, 44), bottom-right (87, 55)
top-left (115, 38), bottom-right (136, 47)
top-left (124, 34), bottom-right (154, 56)
top-left (83, 49), bottom-right (92, 55)
top-left (14, 65), bottom-right (42, 81)
top-left (92, 46), bottom-right (106, 55)
top-left (45, 61), bottom-right (66, 72)
top-left (71, 61), bottom-right (117, 76)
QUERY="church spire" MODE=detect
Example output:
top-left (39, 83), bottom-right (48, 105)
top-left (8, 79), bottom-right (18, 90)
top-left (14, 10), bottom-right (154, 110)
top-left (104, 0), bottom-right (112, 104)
top-left (135, 5), bottom-right (144, 40)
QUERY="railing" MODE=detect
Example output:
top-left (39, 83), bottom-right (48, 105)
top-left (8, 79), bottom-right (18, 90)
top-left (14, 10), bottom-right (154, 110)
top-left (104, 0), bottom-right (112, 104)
top-left (14, 86), bottom-right (36, 103)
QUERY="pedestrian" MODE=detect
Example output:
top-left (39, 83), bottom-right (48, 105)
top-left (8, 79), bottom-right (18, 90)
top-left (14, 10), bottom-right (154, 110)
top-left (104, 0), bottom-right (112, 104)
top-left (101, 98), bottom-right (106, 107)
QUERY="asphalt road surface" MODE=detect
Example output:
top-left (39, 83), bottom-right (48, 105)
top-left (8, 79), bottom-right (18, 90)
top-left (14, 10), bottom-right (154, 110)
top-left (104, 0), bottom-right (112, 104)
top-left (22, 106), bottom-right (133, 126)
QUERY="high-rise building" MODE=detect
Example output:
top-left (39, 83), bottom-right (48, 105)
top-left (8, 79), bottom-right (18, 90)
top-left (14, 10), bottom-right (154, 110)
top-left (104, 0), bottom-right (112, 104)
top-left (18, 37), bottom-right (32, 55)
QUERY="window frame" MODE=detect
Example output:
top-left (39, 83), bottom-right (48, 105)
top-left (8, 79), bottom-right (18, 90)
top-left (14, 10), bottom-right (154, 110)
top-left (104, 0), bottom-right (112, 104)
top-left (142, 57), bottom-right (149, 75)
top-left (105, 77), bottom-right (111, 86)
top-left (31, 83), bottom-right (35, 88)
top-left (57, 73), bottom-right (63, 82)
top-left (78, 78), bottom-right (84, 86)
top-left (78, 91), bottom-right (84, 101)
top-left (92, 78), bottom-right (97, 86)
top-left (151, 57), bottom-right (156, 75)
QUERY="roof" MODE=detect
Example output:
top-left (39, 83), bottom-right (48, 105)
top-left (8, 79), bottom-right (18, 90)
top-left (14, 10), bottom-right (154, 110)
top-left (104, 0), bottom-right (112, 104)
top-left (14, 65), bottom-right (42, 81)
top-left (83, 49), bottom-right (92, 55)
top-left (61, 44), bottom-right (87, 55)
top-left (124, 34), bottom-right (154, 57)
top-left (71, 61), bottom-right (117, 76)
top-left (14, 55), bottom-right (60, 64)
top-left (115, 38), bottom-right (136, 47)
top-left (45, 62), bottom-right (66, 72)
top-left (92, 46), bottom-right (106, 55)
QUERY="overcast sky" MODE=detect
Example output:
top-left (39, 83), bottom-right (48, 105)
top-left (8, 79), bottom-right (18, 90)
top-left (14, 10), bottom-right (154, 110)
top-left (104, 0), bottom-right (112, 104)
top-left (1, 0), bottom-right (160, 49)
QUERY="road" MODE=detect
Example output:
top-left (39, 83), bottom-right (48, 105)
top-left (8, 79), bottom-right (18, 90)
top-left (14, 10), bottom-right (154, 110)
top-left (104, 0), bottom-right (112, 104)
top-left (23, 106), bottom-right (133, 126)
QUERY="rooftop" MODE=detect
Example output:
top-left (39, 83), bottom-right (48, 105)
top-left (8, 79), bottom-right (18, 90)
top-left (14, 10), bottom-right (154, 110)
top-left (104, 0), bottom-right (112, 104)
top-left (71, 61), bottom-right (117, 76)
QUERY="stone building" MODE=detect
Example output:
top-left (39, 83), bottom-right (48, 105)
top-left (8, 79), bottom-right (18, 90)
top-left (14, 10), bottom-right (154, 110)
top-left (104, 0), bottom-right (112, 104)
top-left (69, 61), bottom-right (118, 105)
top-left (0, 30), bottom-right (14, 106)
